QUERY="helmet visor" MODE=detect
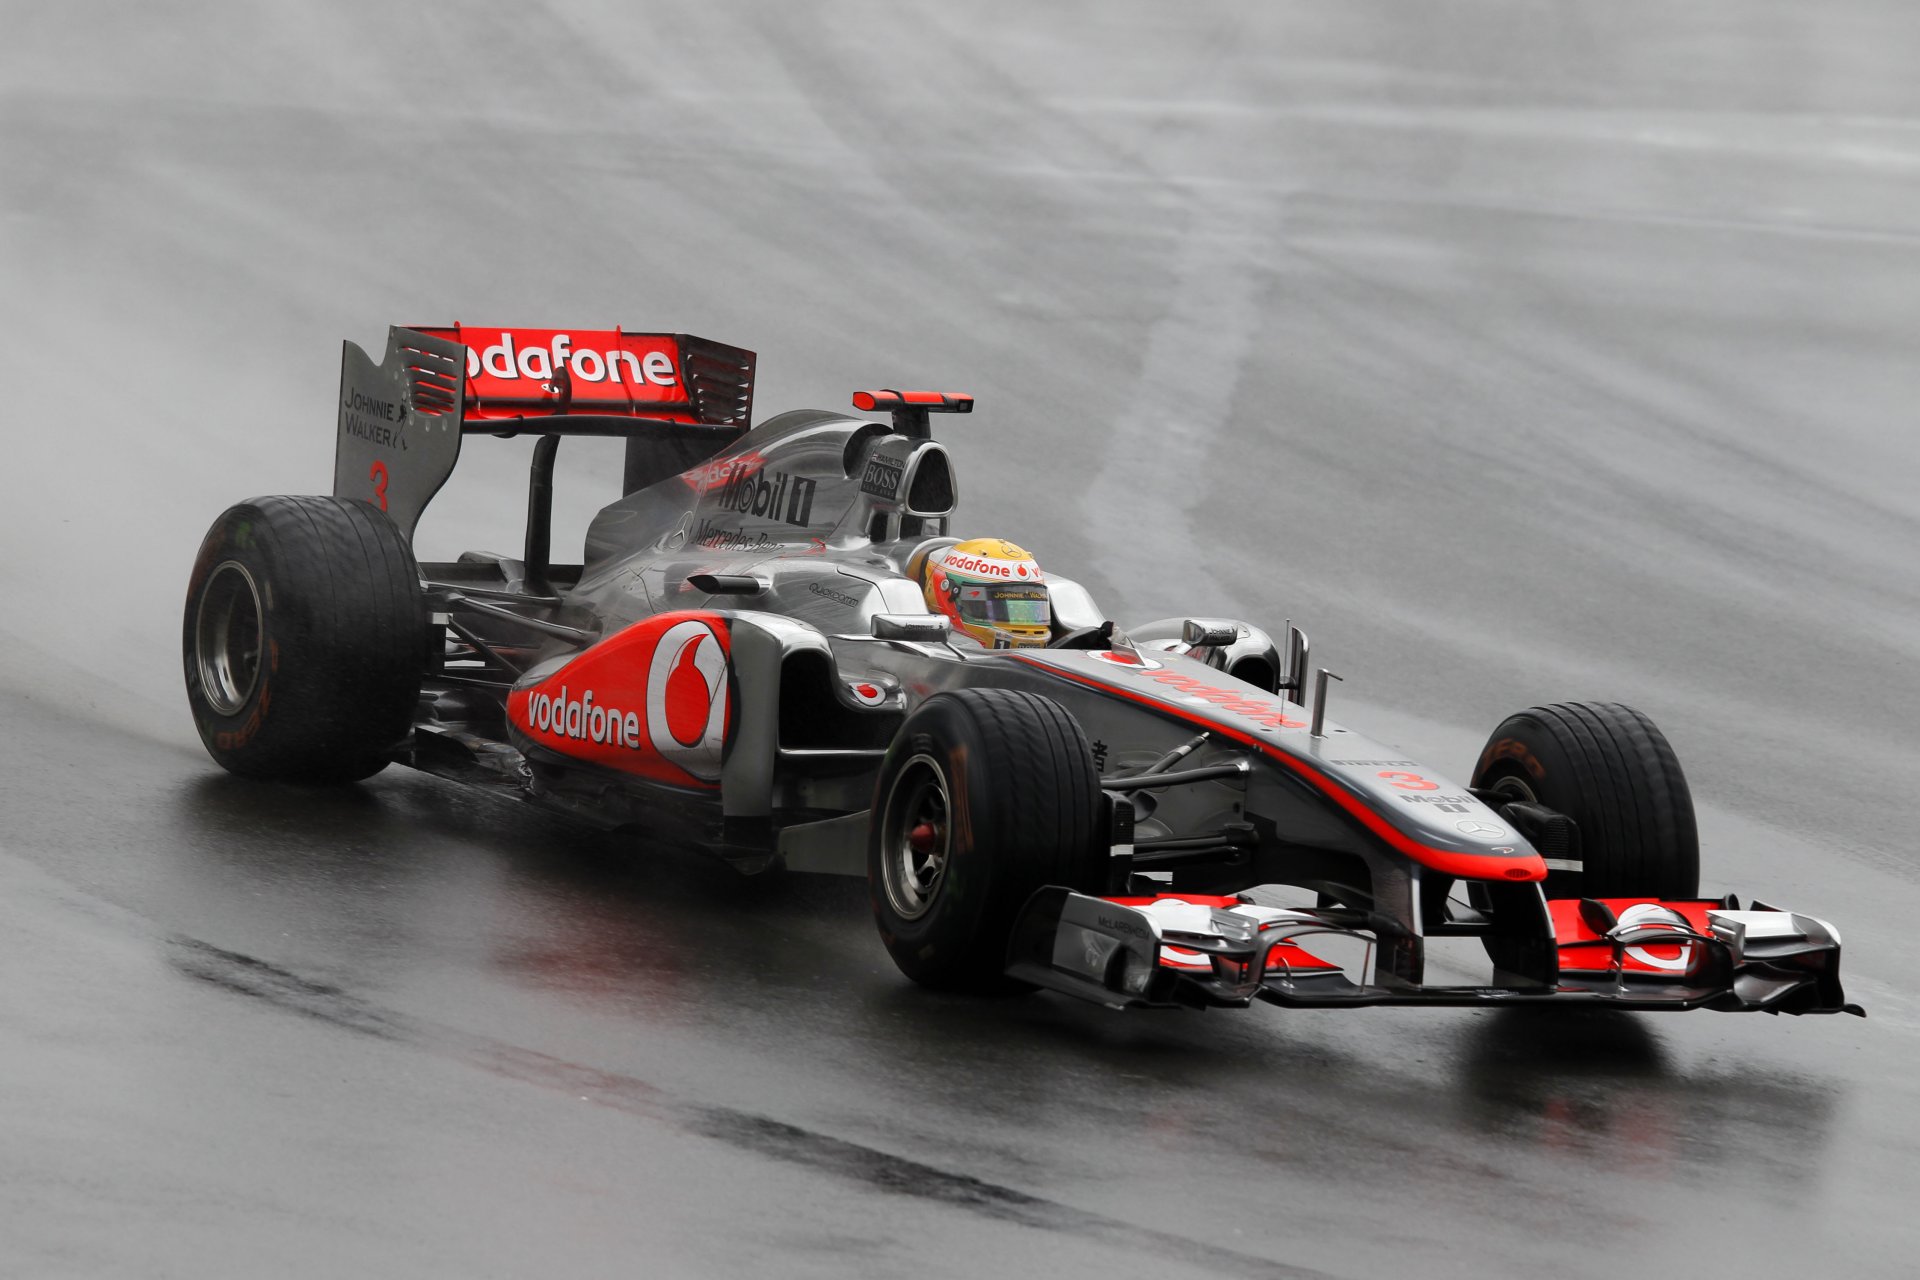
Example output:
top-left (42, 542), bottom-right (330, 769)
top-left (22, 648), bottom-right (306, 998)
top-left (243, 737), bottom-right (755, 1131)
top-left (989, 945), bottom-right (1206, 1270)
top-left (957, 583), bottom-right (1050, 627)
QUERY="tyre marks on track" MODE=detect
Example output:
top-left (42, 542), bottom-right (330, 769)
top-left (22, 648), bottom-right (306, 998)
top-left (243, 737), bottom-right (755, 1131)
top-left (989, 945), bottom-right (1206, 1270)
top-left (170, 935), bottom-right (1330, 1280)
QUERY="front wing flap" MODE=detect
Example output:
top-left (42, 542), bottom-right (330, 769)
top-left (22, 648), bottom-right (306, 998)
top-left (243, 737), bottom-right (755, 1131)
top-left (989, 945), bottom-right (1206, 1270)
top-left (1006, 889), bottom-right (1862, 1016)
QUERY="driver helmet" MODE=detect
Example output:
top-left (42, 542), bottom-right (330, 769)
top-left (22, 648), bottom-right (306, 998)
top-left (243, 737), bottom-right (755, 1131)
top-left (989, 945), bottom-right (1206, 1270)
top-left (922, 538), bottom-right (1051, 648)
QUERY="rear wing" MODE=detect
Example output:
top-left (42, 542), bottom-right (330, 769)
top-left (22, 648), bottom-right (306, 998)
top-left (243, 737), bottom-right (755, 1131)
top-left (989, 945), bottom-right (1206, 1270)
top-left (334, 325), bottom-right (755, 545)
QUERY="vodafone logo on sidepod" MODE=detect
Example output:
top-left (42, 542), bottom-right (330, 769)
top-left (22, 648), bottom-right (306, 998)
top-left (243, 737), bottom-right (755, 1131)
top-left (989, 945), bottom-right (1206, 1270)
top-left (645, 620), bottom-right (729, 782)
top-left (508, 614), bottom-right (731, 787)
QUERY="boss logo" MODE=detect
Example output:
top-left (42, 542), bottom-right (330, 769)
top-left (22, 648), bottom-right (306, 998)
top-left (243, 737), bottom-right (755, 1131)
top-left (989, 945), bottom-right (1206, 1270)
top-left (861, 457), bottom-right (904, 499)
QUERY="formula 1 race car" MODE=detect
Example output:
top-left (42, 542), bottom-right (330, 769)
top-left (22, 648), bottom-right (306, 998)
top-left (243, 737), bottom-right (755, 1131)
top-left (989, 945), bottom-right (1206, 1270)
top-left (183, 325), bottom-right (1860, 1017)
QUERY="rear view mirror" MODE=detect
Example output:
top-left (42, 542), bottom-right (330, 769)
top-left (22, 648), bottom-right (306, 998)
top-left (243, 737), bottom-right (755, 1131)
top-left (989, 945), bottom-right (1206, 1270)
top-left (872, 614), bottom-right (952, 642)
top-left (1181, 618), bottom-right (1240, 647)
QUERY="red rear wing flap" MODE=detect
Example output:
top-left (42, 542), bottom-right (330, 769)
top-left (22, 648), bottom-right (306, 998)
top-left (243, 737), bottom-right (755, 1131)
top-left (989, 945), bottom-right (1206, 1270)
top-left (850, 388), bottom-right (972, 438)
top-left (334, 325), bottom-right (755, 542)
top-left (412, 326), bottom-right (754, 426)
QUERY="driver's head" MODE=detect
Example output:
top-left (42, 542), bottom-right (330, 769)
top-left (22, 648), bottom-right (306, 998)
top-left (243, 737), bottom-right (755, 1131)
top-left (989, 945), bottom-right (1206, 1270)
top-left (922, 538), bottom-right (1050, 648)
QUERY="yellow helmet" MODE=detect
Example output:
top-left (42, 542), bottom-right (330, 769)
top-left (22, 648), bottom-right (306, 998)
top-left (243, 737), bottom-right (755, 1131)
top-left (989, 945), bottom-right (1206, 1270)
top-left (922, 538), bottom-right (1051, 648)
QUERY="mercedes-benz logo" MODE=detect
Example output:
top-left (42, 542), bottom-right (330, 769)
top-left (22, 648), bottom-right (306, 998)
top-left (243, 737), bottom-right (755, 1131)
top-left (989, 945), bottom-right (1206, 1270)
top-left (1456, 820), bottom-right (1507, 840)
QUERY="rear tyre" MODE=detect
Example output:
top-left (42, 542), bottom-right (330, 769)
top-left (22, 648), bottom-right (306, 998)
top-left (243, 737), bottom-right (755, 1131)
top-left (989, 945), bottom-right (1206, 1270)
top-left (183, 495), bottom-right (425, 782)
top-left (869, 689), bottom-right (1105, 992)
top-left (1471, 701), bottom-right (1699, 900)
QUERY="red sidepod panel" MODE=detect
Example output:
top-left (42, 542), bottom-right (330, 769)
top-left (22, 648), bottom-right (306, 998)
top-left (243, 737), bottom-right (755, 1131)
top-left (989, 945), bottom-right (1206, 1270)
top-left (507, 612), bottom-right (732, 788)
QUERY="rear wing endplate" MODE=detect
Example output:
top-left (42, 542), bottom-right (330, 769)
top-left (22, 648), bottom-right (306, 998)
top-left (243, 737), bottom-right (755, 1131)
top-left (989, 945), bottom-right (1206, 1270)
top-left (334, 325), bottom-right (755, 543)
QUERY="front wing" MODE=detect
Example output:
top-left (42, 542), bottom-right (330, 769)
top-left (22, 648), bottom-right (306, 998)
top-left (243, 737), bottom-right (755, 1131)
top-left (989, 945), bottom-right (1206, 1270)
top-left (1007, 890), bottom-right (1861, 1016)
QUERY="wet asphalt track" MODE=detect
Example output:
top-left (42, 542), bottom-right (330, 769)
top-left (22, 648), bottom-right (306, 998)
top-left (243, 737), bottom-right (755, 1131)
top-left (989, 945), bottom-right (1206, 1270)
top-left (4, 3), bottom-right (1920, 1275)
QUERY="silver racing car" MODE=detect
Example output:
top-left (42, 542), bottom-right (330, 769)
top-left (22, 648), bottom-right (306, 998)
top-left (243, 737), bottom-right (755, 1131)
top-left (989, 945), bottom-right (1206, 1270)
top-left (182, 324), bottom-right (1860, 1017)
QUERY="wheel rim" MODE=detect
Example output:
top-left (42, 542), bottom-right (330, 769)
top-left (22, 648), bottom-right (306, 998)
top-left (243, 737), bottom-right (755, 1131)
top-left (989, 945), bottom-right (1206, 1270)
top-left (195, 560), bottom-right (264, 716)
top-left (881, 754), bottom-right (952, 921)
top-left (1486, 773), bottom-right (1538, 806)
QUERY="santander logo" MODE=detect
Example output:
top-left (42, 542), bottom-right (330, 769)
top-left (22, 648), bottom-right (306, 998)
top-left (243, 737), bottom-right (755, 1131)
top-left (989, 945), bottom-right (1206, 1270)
top-left (507, 613), bottom-right (731, 787)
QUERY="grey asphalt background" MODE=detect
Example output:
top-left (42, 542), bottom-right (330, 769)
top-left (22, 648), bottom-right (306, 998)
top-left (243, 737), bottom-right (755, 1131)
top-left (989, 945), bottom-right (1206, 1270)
top-left (3, 2), bottom-right (1917, 1276)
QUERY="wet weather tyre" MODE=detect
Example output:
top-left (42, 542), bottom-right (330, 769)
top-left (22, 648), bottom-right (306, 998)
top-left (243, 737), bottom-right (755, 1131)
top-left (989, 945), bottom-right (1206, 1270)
top-left (183, 495), bottom-right (424, 783)
top-left (1471, 701), bottom-right (1699, 900)
top-left (869, 689), bottom-right (1105, 992)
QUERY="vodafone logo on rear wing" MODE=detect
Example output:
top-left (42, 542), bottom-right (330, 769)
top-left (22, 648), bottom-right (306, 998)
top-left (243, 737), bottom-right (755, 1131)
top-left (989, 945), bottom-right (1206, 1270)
top-left (413, 326), bottom-right (696, 420)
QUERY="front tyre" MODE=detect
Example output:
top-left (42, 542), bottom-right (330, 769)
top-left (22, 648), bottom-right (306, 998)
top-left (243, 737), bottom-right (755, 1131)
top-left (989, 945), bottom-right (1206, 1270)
top-left (1471, 701), bottom-right (1699, 900)
top-left (869, 689), bottom-right (1105, 991)
top-left (183, 495), bottom-right (425, 782)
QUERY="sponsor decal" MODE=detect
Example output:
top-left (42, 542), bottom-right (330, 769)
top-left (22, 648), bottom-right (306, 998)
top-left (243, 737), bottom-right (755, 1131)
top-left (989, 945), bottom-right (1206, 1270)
top-left (1399, 794), bottom-right (1475, 814)
top-left (645, 620), bottom-right (729, 781)
top-left (1081, 931), bottom-right (1119, 970)
top-left (340, 387), bottom-right (408, 450)
top-left (861, 457), bottom-right (904, 500)
top-left (1096, 913), bottom-right (1150, 940)
top-left (1089, 738), bottom-right (1110, 771)
top-left (1264, 942), bottom-right (1341, 973)
top-left (212, 682), bottom-right (272, 752)
top-left (847, 681), bottom-right (888, 707)
top-left (1107, 665), bottom-right (1308, 731)
top-left (1543, 898), bottom-right (1712, 974)
top-left (1554, 901), bottom-right (1702, 974)
top-left (694, 520), bottom-right (785, 552)
top-left (941, 551), bottom-right (1042, 581)
top-left (1456, 819), bottom-right (1508, 841)
top-left (717, 465), bottom-right (817, 528)
top-left (507, 613), bottom-right (730, 786)
top-left (412, 326), bottom-right (697, 418)
top-left (681, 450), bottom-right (763, 492)
top-left (1482, 736), bottom-right (1545, 779)
top-left (1614, 903), bottom-right (1696, 972)
top-left (462, 331), bottom-right (678, 387)
top-left (1088, 650), bottom-right (1163, 670)
top-left (809, 581), bottom-right (860, 608)
top-left (661, 511), bottom-right (693, 551)
top-left (526, 684), bottom-right (643, 749)
top-left (1159, 946), bottom-right (1211, 971)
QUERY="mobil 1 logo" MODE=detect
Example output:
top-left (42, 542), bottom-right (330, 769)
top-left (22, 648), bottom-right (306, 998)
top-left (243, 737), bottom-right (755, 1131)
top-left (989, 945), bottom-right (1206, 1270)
top-left (719, 466), bottom-right (817, 528)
